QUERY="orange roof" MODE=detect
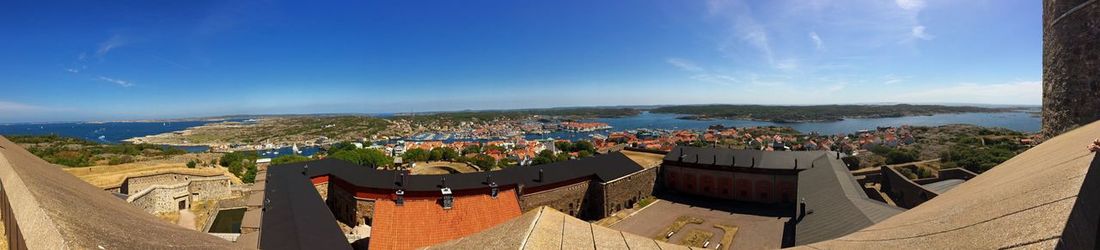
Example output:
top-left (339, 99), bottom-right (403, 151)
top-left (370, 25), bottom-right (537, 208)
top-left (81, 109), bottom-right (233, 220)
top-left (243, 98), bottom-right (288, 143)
top-left (369, 189), bottom-right (523, 250)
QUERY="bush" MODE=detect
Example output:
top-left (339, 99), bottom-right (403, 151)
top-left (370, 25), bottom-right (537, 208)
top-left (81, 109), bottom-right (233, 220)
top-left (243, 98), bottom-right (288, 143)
top-left (186, 160), bottom-right (197, 168)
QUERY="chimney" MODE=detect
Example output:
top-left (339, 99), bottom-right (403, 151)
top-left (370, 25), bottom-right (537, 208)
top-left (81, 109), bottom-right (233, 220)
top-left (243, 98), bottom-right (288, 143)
top-left (731, 155), bottom-right (736, 167)
top-left (538, 169), bottom-right (544, 182)
top-left (441, 176), bottom-right (447, 187)
top-left (751, 157), bottom-right (755, 168)
top-left (794, 159), bottom-right (798, 169)
top-left (301, 164), bottom-right (309, 175)
top-left (713, 155), bottom-right (717, 166)
top-left (486, 173), bottom-right (493, 184)
top-left (399, 173), bottom-right (406, 187)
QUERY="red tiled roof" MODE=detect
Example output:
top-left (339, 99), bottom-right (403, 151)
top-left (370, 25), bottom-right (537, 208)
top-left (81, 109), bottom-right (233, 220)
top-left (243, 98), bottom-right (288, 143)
top-left (369, 189), bottom-right (523, 250)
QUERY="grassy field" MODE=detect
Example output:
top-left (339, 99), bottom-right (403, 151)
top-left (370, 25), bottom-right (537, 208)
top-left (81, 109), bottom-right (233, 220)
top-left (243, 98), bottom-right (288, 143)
top-left (408, 161), bottom-right (479, 175)
top-left (655, 215), bottom-right (704, 241)
top-left (621, 150), bottom-right (665, 168)
top-left (714, 224), bottom-right (738, 250)
top-left (679, 229), bottom-right (715, 247)
top-left (64, 153), bottom-right (240, 188)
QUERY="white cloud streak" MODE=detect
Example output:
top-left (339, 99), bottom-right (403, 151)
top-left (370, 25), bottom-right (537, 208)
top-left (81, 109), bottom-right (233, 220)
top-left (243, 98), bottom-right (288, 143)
top-left (97, 76), bottom-right (135, 87)
top-left (96, 34), bottom-right (129, 58)
top-left (810, 32), bottom-right (825, 50)
top-left (666, 58), bottom-right (704, 72)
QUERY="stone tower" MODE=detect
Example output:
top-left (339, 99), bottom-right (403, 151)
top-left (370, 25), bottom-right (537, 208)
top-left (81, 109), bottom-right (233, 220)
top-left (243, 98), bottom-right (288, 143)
top-left (1042, 0), bottom-right (1100, 137)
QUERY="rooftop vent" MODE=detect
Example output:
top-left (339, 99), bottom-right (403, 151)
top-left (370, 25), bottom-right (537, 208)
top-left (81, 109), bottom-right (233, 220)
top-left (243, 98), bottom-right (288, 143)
top-left (441, 188), bottom-right (454, 209)
top-left (489, 182), bottom-right (499, 198)
top-left (395, 189), bottom-right (405, 206)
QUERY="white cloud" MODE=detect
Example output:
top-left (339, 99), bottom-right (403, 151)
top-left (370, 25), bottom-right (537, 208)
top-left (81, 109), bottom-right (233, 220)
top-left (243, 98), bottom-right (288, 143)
top-left (97, 76), bottom-right (135, 87)
top-left (896, 0), bottom-right (926, 11)
top-left (810, 32), bottom-right (824, 50)
top-left (911, 25), bottom-right (933, 40)
top-left (667, 58), bottom-right (704, 72)
top-left (691, 74), bottom-right (740, 86)
top-left (96, 34), bottom-right (129, 58)
top-left (65, 68), bottom-right (80, 73)
top-left (894, 81), bottom-right (1041, 105)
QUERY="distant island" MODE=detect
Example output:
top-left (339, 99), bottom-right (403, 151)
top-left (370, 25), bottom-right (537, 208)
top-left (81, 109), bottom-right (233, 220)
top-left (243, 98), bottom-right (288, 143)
top-left (651, 104), bottom-right (1015, 123)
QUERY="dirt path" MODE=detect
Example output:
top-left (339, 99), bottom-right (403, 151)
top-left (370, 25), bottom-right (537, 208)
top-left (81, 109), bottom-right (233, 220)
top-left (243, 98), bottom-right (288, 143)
top-left (178, 209), bottom-right (197, 230)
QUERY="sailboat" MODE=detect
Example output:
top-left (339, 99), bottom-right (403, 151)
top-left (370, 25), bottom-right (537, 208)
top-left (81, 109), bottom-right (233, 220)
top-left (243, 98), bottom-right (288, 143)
top-left (292, 143), bottom-right (301, 155)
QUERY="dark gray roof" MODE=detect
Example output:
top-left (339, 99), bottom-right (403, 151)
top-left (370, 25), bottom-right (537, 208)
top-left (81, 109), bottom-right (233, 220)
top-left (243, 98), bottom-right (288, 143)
top-left (664, 146), bottom-right (831, 170)
top-left (260, 164), bottom-right (352, 250)
top-left (260, 152), bottom-right (644, 249)
top-left (280, 152), bottom-right (643, 192)
top-left (793, 152), bottom-right (906, 245)
top-left (922, 179), bottom-right (966, 194)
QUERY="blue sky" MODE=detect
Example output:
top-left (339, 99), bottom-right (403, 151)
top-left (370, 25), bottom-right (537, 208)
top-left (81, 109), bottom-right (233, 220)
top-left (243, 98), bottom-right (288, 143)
top-left (0, 0), bottom-right (1040, 122)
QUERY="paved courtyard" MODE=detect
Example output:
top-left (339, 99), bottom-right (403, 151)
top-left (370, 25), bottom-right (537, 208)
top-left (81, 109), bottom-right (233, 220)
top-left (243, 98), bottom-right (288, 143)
top-left (610, 197), bottom-right (787, 250)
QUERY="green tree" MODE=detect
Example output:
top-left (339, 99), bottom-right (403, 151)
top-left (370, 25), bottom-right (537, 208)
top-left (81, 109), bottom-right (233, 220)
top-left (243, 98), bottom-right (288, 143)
top-left (498, 158), bottom-right (517, 168)
top-left (331, 148), bottom-right (393, 168)
top-left (555, 141), bottom-right (573, 152)
top-left (577, 150), bottom-right (592, 158)
top-left (273, 155), bottom-right (311, 165)
top-left (429, 148), bottom-right (444, 161)
top-left (186, 160), bottom-right (197, 168)
top-left (441, 147), bottom-right (460, 161)
top-left (532, 156), bottom-right (554, 165)
top-left (330, 142), bottom-right (359, 153)
top-left (403, 148), bottom-right (430, 162)
top-left (470, 154), bottom-right (496, 170)
top-left (461, 145), bottom-right (481, 155)
top-left (573, 140), bottom-right (595, 153)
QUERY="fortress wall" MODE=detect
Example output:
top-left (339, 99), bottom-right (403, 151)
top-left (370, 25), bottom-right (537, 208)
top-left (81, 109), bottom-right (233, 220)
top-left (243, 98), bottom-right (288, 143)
top-left (518, 179), bottom-right (593, 218)
top-left (879, 166), bottom-right (938, 209)
top-left (600, 166), bottom-right (657, 217)
top-left (1042, 0), bottom-right (1100, 137)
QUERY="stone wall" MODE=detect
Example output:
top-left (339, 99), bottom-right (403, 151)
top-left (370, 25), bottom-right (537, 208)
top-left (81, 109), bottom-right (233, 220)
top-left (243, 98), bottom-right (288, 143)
top-left (127, 182), bottom-right (190, 214)
top-left (518, 180), bottom-right (594, 219)
top-left (600, 167), bottom-right (657, 217)
top-left (1042, 0), bottom-right (1100, 137)
top-left (121, 172), bottom-right (222, 195)
top-left (189, 177), bottom-right (232, 201)
top-left (662, 165), bottom-right (798, 203)
top-left (315, 182), bottom-right (329, 202)
top-left (327, 182), bottom-right (359, 227)
top-left (125, 176), bottom-right (232, 214)
top-left (356, 199), bottom-right (376, 226)
top-left (879, 166), bottom-right (938, 209)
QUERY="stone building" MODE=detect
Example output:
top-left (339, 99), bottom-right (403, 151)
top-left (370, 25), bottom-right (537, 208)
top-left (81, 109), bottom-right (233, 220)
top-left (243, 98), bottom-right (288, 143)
top-left (1042, 0), bottom-right (1100, 137)
top-left (114, 172), bottom-right (233, 214)
top-left (660, 146), bottom-right (815, 205)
